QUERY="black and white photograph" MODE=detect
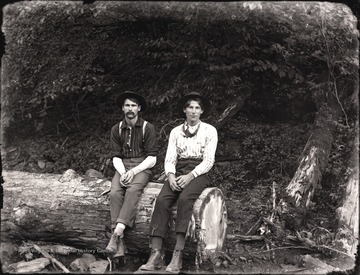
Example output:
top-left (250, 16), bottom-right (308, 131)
top-left (1, 1), bottom-right (359, 274)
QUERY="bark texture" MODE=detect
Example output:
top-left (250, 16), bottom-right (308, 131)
top-left (1, 169), bottom-right (227, 263)
top-left (286, 103), bottom-right (342, 208)
top-left (335, 123), bottom-right (359, 256)
top-left (214, 88), bottom-right (253, 129)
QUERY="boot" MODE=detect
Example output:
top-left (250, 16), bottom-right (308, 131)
top-left (165, 250), bottom-right (183, 273)
top-left (138, 248), bottom-right (164, 271)
top-left (114, 237), bottom-right (126, 258)
top-left (105, 233), bottom-right (119, 254)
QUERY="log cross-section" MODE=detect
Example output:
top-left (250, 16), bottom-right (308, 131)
top-left (1, 170), bottom-right (227, 265)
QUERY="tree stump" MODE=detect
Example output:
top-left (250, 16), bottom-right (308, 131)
top-left (335, 125), bottom-right (359, 256)
top-left (1, 170), bottom-right (227, 265)
top-left (285, 103), bottom-right (342, 208)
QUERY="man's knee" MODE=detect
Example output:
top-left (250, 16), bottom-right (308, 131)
top-left (111, 172), bottom-right (121, 187)
top-left (178, 194), bottom-right (195, 210)
top-left (109, 189), bottom-right (121, 200)
top-left (126, 181), bottom-right (148, 197)
top-left (155, 193), bottom-right (175, 210)
top-left (125, 186), bottom-right (142, 198)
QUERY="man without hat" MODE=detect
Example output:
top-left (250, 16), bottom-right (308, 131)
top-left (105, 91), bottom-right (158, 258)
top-left (139, 92), bottom-right (218, 273)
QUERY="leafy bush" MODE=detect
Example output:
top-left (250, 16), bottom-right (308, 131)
top-left (2, 2), bottom-right (358, 142)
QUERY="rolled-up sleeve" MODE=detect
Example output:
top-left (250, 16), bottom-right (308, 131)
top-left (191, 126), bottom-right (218, 178)
top-left (164, 128), bottom-right (178, 175)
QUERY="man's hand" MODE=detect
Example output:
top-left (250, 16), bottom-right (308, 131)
top-left (176, 173), bottom-right (194, 190)
top-left (120, 170), bottom-right (135, 186)
top-left (168, 173), bottom-right (181, 191)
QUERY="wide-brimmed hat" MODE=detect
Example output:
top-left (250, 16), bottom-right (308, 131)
top-left (115, 91), bottom-right (147, 112)
top-left (177, 92), bottom-right (211, 118)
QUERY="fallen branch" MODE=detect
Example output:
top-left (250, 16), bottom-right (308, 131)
top-left (227, 234), bottom-right (265, 241)
top-left (316, 245), bottom-right (355, 259)
top-left (246, 217), bottom-right (263, 236)
top-left (19, 242), bottom-right (78, 256)
top-left (219, 251), bottom-right (236, 265)
top-left (107, 257), bottom-right (112, 272)
top-left (253, 246), bottom-right (315, 253)
top-left (286, 235), bottom-right (355, 259)
top-left (60, 137), bottom-right (69, 150)
top-left (33, 244), bottom-right (70, 273)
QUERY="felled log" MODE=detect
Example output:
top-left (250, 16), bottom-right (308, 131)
top-left (286, 103), bottom-right (342, 208)
top-left (1, 169), bottom-right (227, 265)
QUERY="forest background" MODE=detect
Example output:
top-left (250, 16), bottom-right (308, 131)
top-left (1, 1), bottom-right (359, 274)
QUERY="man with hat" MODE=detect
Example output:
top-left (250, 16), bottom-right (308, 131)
top-left (139, 92), bottom-right (218, 273)
top-left (105, 91), bottom-right (158, 258)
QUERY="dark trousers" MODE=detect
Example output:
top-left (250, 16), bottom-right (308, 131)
top-left (110, 157), bottom-right (152, 229)
top-left (149, 159), bottom-right (211, 238)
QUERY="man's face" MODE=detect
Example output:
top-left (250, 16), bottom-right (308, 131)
top-left (122, 98), bottom-right (141, 119)
top-left (183, 100), bottom-right (203, 125)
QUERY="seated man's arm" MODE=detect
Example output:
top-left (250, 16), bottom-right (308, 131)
top-left (191, 125), bottom-right (218, 178)
top-left (110, 123), bottom-right (126, 176)
top-left (130, 156), bottom-right (157, 175)
top-left (128, 122), bottom-right (158, 177)
top-left (113, 157), bottom-right (126, 175)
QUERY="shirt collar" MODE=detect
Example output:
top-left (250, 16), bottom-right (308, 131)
top-left (181, 120), bottom-right (201, 137)
top-left (184, 120), bottom-right (201, 128)
top-left (121, 117), bottom-right (143, 129)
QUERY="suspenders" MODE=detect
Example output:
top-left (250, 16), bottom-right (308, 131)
top-left (119, 120), bottom-right (148, 142)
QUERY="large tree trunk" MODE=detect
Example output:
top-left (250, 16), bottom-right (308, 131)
top-left (1, 169), bottom-right (227, 265)
top-left (285, 102), bottom-right (342, 208)
top-left (335, 121), bottom-right (359, 256)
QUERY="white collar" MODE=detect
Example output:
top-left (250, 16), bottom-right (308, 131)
top-left (185, 121), bottom-right (201, 129)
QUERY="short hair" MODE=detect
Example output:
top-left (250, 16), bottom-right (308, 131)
top-left (183, 98), bottom-right (204, 110)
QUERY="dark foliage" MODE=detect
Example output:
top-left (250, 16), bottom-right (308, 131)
top-left (1, 2), bottom-right (358, 140)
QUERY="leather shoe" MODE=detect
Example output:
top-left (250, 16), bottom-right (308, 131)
top-left (138, 248), bottom-right (164, 271)
top-left (105, 233), bottom-right (119, 254)
top-left (165, 250), bottom-right (183, 273)
top-left (114, 237), bottom-right (126, 257)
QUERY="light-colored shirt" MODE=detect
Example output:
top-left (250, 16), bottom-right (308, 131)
top-left (113, 156), bottom-right (156, 176)
top-left (164, 121), bottom-right (218, 178)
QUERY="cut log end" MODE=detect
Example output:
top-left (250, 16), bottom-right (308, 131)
top-left (2, 170), bottom-right (228, 266)
top-left (189, 188), bottom-right (228, 265)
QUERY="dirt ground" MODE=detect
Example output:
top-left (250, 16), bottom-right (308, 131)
top-left (2, 103), bottom-right (358, 274)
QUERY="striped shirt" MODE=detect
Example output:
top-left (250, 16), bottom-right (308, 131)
top-left (164, 121), bottom-right (218, 178)
top-left (110, 117), bottom-right (157, 159)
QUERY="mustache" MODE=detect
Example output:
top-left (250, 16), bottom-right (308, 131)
top-left (126, 111), bottom-right (135, 115)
